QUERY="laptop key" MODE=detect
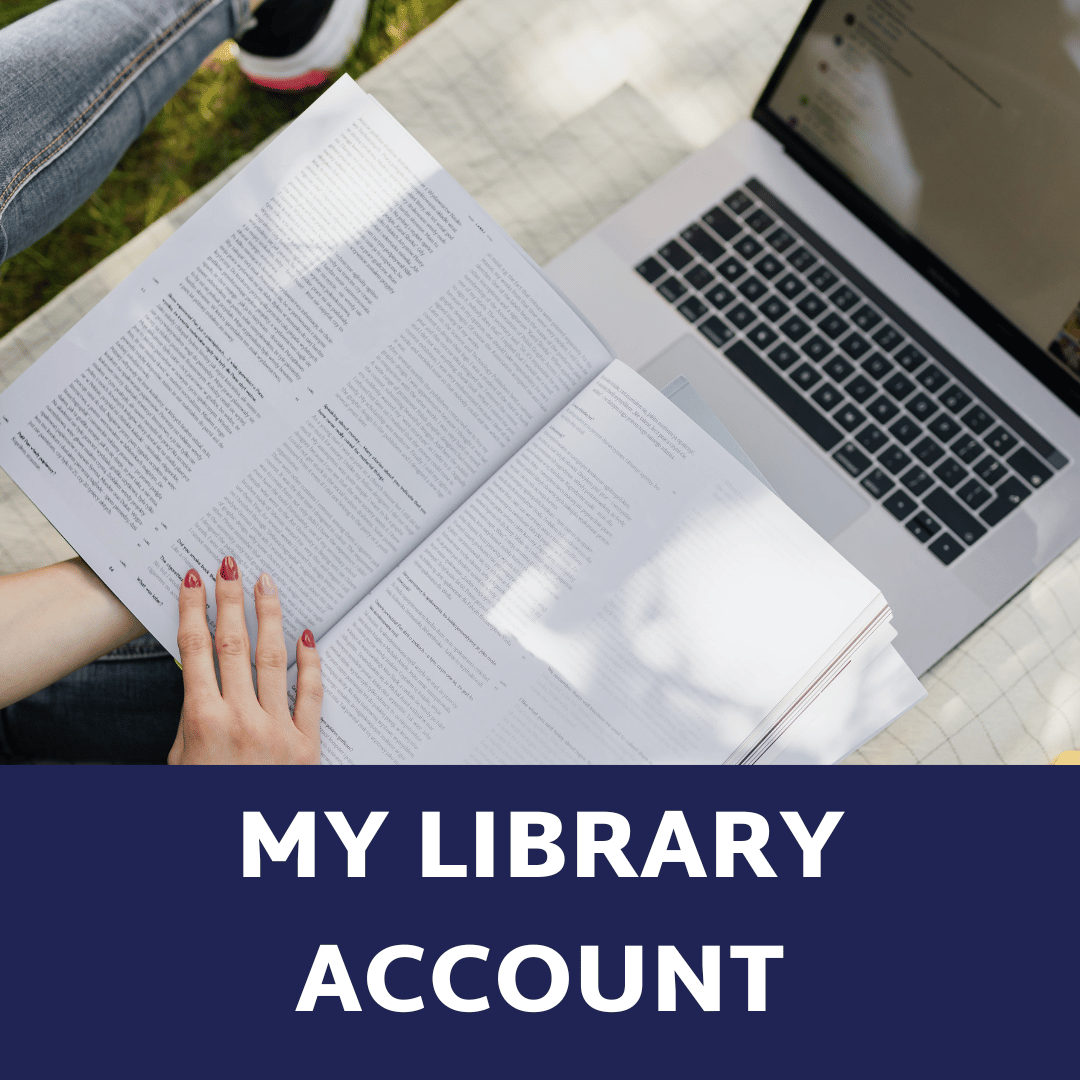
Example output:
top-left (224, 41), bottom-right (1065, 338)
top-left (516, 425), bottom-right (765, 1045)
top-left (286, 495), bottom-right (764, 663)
top-left (767, 227), bottom-right (795, 251)
top-left (883, 373), bottom-right (916, 400)
top-left (823, 356), bottom-right (854, 382)
top-left (776, 273), bottom-right (806, 299)
top-left (681, 224), bottom-right (723, 262)
top-left (748, 323), bottom-right (778, 350)
top-left (636, 257), bottom-right (665, 283)
top-left (879, 445), bottom-right (912, 474)
top-left (861, 468), bottom-right (895, 498)
top-left (835, 403), bottom-right (865, 431)
top-left (872, 324), bottom-right (903, 351)
top-left (845, 374), bottom-right (877, 403)
top-left (818, 312), bottom-right (848, 339)
top-left (684, 263), bottom-right (715, 290)
top-left (851, 304), bottom-right (882, 331)
top-left (912, 436), bottom-right (945, 465)
top-left (883, 490), bottom-right (917, 520)
top-left (745, 208), bottom-right (775, 233)
top-left (861, 353), bottom-right (894, 380)
top-left (907, 393), bottom-right (939, 421)
top-left (788, 246), bottom-right (817, 272)
top-left (928, 414), bottom-right (962, 442)
top-left (985, 426), bottom-right (1018, 456)
top-left (941, 388), bottom-right (976, 416)
top-left (808, 266), bottom-right (838, 291)
top-left (939, 385), bottom-right (972, 413)
top-left (791, 363), bottom-right (821, 389)
top-left (933, 458), bottom-right (967, 488)
top-left (929, 533), bottom-right (963, 565)
top-left (1007, 446), bottom-right (1052, 487)
top-left (722, 191), bottom-right (753, 216)
top-left (717, 256), bottom-right (747, 282)
top-left (868, 396), bottom-right (900, 422)
top-left (856, 424), bottom-right (888, 453)
top-left (924, 488), bottom-right (987, 545)
top-left (657, 277), bottom-right (687, 302)
top-left (698, 315), bottom-right (734, 348)
top-left (916, 364), bottom-right (949, 392)
top-left (894, 344), bottom-right (926, 372)
top-left (758, 295), bottom-right (789, 321)
top-left (839, 332), bottom-right (871, 358)
top-left (724, 341), bottom-right (843, 450)
top-left (735, 236), bottom-right (763, 260)
top-left (769, 342), bottom-right (800, 369)
top-left (906, 511), bottom-right (941, 542)
top-left (833, 442), bottom-right (871, 477)
top-left (830, 285), bottom-right (860, 311)
top-left (704, 205), bottom-right (741, 240)
top-left (756, 254), bottom-right (784, 279)
top-left (705, 282), bottom-right (736, 309)
top-left (901, 466), bottom-right (934, 496)
top-left (962, 404), bottom-right (993, 433)
top-left (738, 276), bottom-right (773, 302)
top-left (979, 476), bottom-right (1031, 525)
top-left (802, 335), bottom-right (832, 361)
top-left (738, 276), bottom-right (768, 301)
top-left (957, 478), bottom-right (991, 509)
top-left (727, 303), bottom-right (756, 329)
top-left (973, 456), bottom-right (1005, 485)
top-left (888, 416), bottom-right (921, 445)
top-left (812, 383), bottom-right (843, 411)
top-left (678, 296), bottom-right (709, 322)
top-left (779, 314), bottom-right (811, 340)
top-left (797, 293), bottom-right (828, 319)
top-left (951, 434), bottom-right (983, 463)
top-left (659, 240), bottom-right (693, 270)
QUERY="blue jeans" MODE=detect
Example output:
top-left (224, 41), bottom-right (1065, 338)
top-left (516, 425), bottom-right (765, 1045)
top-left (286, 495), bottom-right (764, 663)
top-left (0, 635), bottom-right (184, 762)
top-left (0, 0), bottom-right (251, 263)
top-left (1, 1), bottom-right (252, 759)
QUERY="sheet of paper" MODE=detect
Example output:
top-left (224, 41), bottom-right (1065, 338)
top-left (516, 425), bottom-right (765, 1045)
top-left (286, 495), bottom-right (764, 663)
top-left (0, 78), bottom-right (612, 661)
top-left (762, 628), bottom-right (927, 764)
top-left (307, 360), bottom-right (884, 764)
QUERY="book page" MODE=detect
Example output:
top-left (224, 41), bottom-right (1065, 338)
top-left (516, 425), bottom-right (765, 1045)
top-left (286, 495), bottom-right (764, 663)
top-left (308, 361), bottom-right (883, 764)
top-left (0, 78), bottom-right (612, 659)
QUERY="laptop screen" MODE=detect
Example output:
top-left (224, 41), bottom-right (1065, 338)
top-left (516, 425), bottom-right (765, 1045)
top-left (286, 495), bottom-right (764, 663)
top-left (762, 0), bottom-right (1080, 386)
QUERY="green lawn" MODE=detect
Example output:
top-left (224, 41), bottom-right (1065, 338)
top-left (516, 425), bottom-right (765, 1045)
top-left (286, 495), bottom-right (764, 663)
top-left (0, 0), bottom-right (459, 338)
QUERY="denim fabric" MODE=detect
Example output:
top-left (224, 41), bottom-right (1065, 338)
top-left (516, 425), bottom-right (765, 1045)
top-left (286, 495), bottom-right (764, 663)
top-left (0, 0), bottom-right (251, 263)
top-left (0, 635), bottom-right (183, 763)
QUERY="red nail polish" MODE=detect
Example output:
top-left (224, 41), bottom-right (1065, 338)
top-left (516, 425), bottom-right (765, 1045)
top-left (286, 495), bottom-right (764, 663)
top-left (219, 556), bottom-right (239, 581)
top-left (183, 569), bottom-right (202, 589)
top-left (301, 629), bottom-right (316, 649)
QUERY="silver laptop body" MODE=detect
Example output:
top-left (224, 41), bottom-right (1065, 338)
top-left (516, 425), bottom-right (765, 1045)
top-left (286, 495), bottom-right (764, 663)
top-left (547, 0), bottom-right (1080, 675)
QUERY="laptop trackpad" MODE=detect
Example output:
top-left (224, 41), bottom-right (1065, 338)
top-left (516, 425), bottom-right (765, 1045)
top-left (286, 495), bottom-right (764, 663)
top-left (639, 335), bottom-right (869, 541)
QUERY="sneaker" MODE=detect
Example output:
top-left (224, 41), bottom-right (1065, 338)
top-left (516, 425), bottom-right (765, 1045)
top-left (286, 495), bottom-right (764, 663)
top-left (235, 0), bottom-right (370, 91)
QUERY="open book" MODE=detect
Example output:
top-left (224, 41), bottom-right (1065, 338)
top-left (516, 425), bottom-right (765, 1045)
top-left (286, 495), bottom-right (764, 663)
top-left (0, 78), bottom-right (922, 764)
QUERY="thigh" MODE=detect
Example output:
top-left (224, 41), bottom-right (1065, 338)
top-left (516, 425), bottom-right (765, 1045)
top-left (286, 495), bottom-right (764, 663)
top-left (0, 634), bottom-right (184, 763)
top-left (0, 0), bottom-right (247, 262)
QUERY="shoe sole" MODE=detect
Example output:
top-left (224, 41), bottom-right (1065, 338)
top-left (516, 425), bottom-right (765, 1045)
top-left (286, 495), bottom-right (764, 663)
top-left (236, 0), bottom-right (370, 90)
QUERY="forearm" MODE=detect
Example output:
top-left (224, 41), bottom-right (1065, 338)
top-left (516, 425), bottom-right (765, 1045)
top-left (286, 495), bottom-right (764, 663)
top-left (0, 558), bottom-right (144, 709)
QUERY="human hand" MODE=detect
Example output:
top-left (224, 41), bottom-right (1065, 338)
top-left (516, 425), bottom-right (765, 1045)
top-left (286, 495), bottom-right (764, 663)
top-left (168, 556), bottom-right (322, 764)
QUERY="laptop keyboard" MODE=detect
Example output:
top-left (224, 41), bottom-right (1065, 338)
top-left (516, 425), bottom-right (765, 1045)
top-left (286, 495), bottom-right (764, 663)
top-left (636, 178), bottom-right (1069, 566)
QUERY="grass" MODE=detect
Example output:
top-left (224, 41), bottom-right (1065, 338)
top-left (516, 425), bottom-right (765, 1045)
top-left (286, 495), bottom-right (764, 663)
top-left (0, 0), bottom-right (459, 338)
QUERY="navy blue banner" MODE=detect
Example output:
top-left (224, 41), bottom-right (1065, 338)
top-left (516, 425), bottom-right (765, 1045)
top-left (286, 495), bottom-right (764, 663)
top-left (2, 767), bottom-right (1075, 1077)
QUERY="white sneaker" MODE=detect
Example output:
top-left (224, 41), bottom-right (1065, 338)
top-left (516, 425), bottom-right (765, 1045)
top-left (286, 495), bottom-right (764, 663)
top-left (235, 0), bottom-right (370, 91)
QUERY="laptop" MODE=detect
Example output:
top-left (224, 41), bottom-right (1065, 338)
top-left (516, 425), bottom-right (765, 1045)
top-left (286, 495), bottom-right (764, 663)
top-left (545, 0), bottom-right (1080, 675)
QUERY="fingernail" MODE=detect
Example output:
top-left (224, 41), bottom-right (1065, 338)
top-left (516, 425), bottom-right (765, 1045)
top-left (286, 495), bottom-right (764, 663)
top-left (183, 569), bottom-right (202, 589)
top-left (301, 629), bottom-right (316, 649)
top-left (255, 572), bottom-right (277, 597)
top-left (219, 555), bottom-right (239, 581)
